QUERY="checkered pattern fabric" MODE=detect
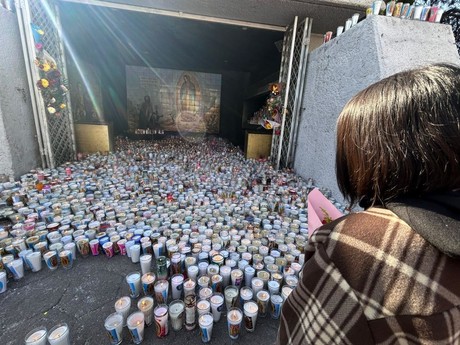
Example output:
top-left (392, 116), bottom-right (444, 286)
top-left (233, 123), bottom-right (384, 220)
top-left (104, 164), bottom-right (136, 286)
top-left (277, 207), bottom-right (460, 345)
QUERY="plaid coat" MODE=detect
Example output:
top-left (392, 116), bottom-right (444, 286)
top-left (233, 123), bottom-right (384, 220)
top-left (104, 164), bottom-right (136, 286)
top-left (277, 207), bottom-right (460, 345)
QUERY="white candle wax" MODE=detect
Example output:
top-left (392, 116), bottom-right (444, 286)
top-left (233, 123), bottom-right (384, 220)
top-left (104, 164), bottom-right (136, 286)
top-left (253, 279), bottom-right (263, 287)
top-left (225, 288), bottom-right (238, 298)
top-left (127, 272), bottom-right (141, 282)
top-left (228, 309), bottom-right (242, 322)
top-left (172, 275), bottom-right (183, 285)
top-left (115, 296), bottom-right (130, 310)
top-left (142, 273), bottom-right (155, 284)
top-left (187, 265), bottom-right (199, 281)
top-left (184, 280), bottom-right (195, 288)
top-left (210, 295), bottom-right (223, 305)
top-left (258, 291), bottom-right (269, 301)
top-left (242, 287), bottom-right (252, 297)
top-left (48, 325), bottom-right (70, 345)
top-left (197, 300), bottom-right (210, 314)
top-left (244, 302), bottom-right (258, 315)
top-left (198, 313), bottom-right (213, 326)
top-left (154, 306), bottom-right (168, 317)
top-left (139, 299), bottom-right (153, 311)
top-left (219, 263), bottom-right (230, 274)
top-left (25, 329), bottom-right (47, 345)
top-left (169, 302), bottom-right (184, 316)
top-left (183, 279), bottom-right (196, 297)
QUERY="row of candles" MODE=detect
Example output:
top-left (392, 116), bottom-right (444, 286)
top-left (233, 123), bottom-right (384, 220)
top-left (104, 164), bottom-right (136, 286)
top-left (133, 129), bottom-right (165, 135)
top-left (0, 137), bottom-right (343, 343)
top-left (12, 215), bottom-right (301, 343)
top-left (323, 0), bottom-right (447, 44)
top-left (107, 249), bottom-right (289, 344)
top-left (18, 237), bottom-right (294, 344)
top-left (24, 324), bottom-right (70, 345)
top-left (368, 1), bottom-right (447, 22)
top-left (1, 211), bottom-right (308, 284)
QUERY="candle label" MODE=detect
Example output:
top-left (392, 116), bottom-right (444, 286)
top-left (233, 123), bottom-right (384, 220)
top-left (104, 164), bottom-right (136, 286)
top-left (271, 300), bottom-right (282, 319)
top-left (155, 316), bottom-right (168, 337)
top-left (244, 315), bottom-right (255, 331)
top-left (185, 294), bottom-right (197, 330)
top-left (45, 254), bottom-right (58, 269)
top-left (129, 327), bottom-right (141, 343)
top-left (171, 261), bottom-right (181, 275)
top-left (129, 282), bottom-right (138, 296)
top-left (155, 291), bottom-right (167, 304)
top-left (143, 282), bottom-right (155, 296)
top-left (157, 262), bottom-right (167, 280)
top-left (200, 324), bottom-right (211, 342)
top-left (106, 328), bottom-right (121, 343)
top-left (257, 299), bottom-right (267, 316)
top-left (229, 322), bottom-right (241, 338)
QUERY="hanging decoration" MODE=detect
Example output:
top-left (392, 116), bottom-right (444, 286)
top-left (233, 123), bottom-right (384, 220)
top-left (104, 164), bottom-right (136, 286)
top-left (31, 24), bottom-right (68, 117)
top-left (249, 82), bottom-right (285, 135)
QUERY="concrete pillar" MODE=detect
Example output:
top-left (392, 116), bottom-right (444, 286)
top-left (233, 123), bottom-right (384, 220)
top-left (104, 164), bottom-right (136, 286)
top-left (0, 7), bottom-right (41, 180)
top-left (294, 15), bottom-right (460, 204)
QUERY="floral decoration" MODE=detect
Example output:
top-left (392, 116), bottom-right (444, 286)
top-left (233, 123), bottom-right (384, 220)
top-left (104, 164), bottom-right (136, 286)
top-left (320, 207), bottom-right (333, 224)
top-left (249, 82), bottom-right (286, 134)
top-left (31, 24), bottom-right (68, 116)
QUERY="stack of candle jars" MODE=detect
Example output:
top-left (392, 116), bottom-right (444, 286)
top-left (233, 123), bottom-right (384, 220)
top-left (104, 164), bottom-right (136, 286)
top-left (1, 137), bottom-right (347, 342)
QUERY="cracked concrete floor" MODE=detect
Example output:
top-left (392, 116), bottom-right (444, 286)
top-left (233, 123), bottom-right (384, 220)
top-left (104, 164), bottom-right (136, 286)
top-left (0, 254), bottom-right (280, 344)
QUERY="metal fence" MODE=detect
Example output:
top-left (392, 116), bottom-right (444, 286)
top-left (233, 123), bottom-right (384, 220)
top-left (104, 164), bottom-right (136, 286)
top-left (271, 17), bottom-right (311, 170)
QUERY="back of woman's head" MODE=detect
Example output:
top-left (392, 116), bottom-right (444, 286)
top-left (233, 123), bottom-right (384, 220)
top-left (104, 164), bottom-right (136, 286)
top-left (336, 63), bottom-right (460, 207)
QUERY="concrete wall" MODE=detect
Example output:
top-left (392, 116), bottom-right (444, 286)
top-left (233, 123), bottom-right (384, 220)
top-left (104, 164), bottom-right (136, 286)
top-left (0, 7), bottom-right (41, 180)
top-left (294, 15), bottom-right (460, 204)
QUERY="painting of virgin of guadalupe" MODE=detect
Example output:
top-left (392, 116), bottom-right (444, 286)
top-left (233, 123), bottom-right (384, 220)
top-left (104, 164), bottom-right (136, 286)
top-left (126, 66), bottom-right (221, 133)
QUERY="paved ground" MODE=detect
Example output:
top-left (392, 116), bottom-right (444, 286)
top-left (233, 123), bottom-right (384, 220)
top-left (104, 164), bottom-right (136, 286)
top-left (0, 253), bottom-right (280, 344)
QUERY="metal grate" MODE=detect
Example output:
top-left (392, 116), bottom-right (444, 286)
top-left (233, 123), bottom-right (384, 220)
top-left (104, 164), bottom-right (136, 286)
top-left (271, 17), bottom-right (311, 170)
top-left (29, 0), bottom-right (74, 166)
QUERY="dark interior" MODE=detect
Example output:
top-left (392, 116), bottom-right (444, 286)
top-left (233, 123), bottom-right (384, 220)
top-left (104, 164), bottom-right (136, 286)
top-left (60, 2), bottom-right (284, 148)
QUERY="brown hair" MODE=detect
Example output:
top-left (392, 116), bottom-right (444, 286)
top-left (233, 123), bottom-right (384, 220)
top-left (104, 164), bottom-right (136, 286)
top-left (336, 64), bottom-right (460, 207)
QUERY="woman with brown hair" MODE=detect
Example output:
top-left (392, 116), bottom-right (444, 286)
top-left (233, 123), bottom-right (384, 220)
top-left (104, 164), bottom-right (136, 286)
top-left (277, 64), bottom-right (460, 344)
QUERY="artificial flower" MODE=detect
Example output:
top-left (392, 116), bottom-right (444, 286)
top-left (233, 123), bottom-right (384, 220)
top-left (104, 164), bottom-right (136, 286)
top-left (47, 106), bottom-right (56, 114)
top-left (37, 29), bottom-right (44, 35)
top-left (35, 43), bottom-right (43, 50)
top-left (263, 119), bottom-right (281, 130)
top-left (50, 98), bottom-right (56, 104)
top-left (269, 82), bottom-right (282, 95)
top-left (47, 70), bottom-right (61, 79)
top-left (42, 63), bottom-right (51, 72)
top-left (37, 79), bottom-right (49, 88)
top-left (59, 104), bottom-right (66, 109)
top-left (61, 85), bottom-right (68, 93)
top-left (263, 120), bottom-right (273, 130)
